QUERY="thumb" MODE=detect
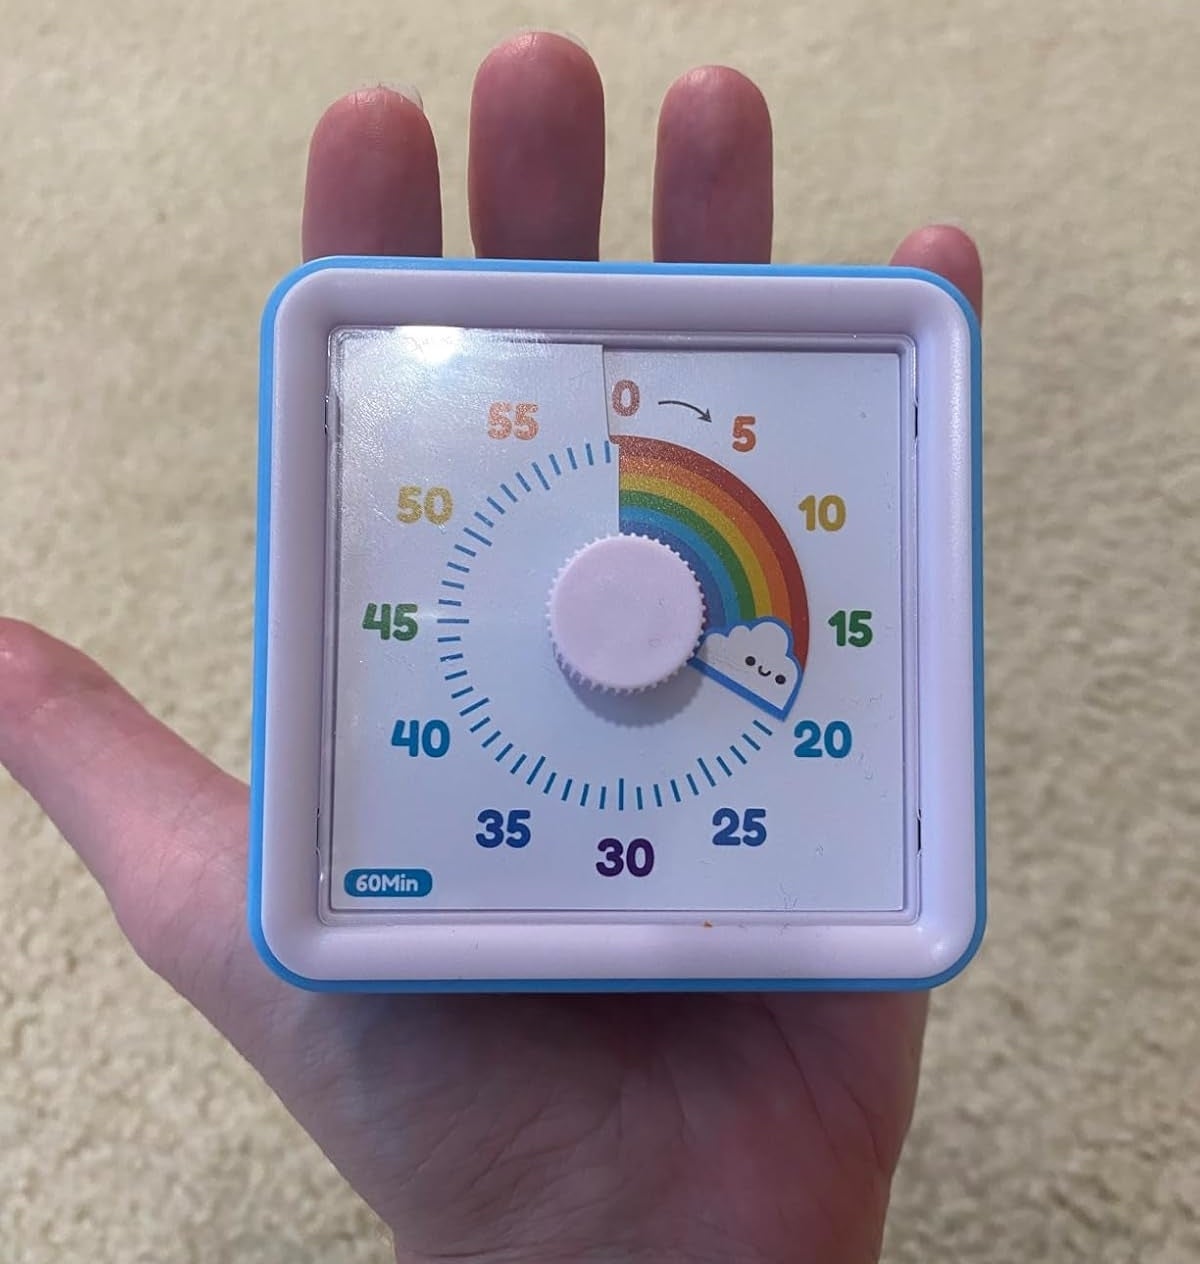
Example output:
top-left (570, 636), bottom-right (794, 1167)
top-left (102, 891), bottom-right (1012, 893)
top-left (0, 617), bottom-right (283, 1044)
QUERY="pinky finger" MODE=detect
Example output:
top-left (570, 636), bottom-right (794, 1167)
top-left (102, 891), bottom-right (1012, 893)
top-left (890, 224), bottom-right (983, 321)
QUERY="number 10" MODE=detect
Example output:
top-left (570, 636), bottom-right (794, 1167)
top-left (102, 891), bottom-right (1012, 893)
top-left (798, 494), bottom-right (846, 531)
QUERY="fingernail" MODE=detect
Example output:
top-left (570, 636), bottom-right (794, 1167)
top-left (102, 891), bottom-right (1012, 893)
top-left (377, 82), bottom-right (424, 111)
top-left (511, 28), bottom-right (588, 51)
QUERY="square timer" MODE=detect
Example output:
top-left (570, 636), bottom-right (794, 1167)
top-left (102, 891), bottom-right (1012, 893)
top-left (250, 257), bottom-right (984, 991)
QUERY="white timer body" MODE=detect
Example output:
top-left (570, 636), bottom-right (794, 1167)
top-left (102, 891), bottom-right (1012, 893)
top-left (250, 257), bottom-right (984, 992)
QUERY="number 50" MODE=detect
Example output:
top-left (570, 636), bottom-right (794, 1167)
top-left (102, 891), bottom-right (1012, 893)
top-left (397, 485), bottom-right (454, 525)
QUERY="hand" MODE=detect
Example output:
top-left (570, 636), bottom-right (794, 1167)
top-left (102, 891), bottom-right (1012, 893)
top-left (0, 33), bottom-right (982, 1264)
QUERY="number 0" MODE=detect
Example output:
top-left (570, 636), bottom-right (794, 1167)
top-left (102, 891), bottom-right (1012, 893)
top-left (612, 379), bottom-right (640, 417)
top-left (626, 839), bottom-right (655, 876)
top-left (424, 488), bottom-right (453, 525)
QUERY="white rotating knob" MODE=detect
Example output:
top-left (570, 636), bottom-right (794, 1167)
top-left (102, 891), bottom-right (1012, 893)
top-left (548, 534), bottom-right (705, 692)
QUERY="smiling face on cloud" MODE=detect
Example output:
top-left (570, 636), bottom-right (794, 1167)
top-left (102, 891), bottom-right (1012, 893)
top-left (692, 618), bottom-right (803, 719)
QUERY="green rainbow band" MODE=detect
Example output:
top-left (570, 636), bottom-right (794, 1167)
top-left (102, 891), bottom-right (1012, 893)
top-left (619, 489), bottom-right (755, 628)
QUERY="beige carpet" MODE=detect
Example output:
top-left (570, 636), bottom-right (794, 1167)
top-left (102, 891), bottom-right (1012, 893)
top-left (3, 0), bottom-right (1199, 1259)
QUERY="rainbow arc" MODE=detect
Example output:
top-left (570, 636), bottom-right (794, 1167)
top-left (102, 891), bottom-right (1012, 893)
top-left (614, 435), bottom-right (809, 669)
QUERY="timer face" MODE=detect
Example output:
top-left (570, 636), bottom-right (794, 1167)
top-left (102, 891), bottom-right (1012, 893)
top-left (327, 331), bottom-right (910, 914)
top-left (252, 259), bottom-right (983, 990)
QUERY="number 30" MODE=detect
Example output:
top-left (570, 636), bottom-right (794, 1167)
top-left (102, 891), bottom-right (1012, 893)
top-left (595, 837), bottom-right (655, 877)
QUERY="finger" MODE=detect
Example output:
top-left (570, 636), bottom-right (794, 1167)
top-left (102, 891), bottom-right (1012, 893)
top-left (468, 32), bottom-right (604, 259)
top-left (302, 86), bottom-right (442, 261)
top-left (0, 619), bottom-right (279, 1040)
top-left (653, 66), bottom-right (773, 264)
top-left (891, 223), bottom-right (983, 321)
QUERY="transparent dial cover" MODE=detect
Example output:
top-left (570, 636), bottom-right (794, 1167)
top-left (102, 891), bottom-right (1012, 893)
top-left (322, 326), bottom-right (917, 919)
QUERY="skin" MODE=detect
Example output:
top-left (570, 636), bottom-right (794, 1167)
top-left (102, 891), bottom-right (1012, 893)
top-left (0, 32), bottom-right (982, 1264)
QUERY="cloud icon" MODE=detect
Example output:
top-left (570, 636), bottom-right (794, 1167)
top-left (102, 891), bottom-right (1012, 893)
top-left (692, 618), bottom-right (803, 719)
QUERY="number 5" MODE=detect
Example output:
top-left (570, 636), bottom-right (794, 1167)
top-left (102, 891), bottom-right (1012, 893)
top-left (488, 402), bottom-right (512, 439)
top-left (732, 414), bottom-right (756, 452)
top-left (513, 402), bottom-right (539, 440)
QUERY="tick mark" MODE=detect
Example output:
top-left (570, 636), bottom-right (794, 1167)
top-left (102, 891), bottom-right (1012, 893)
top-left (525, 755), bottom-right (546, 787)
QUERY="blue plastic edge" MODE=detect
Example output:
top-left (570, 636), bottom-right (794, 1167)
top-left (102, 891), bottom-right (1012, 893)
top-left (249, 255), bottom-right (986, 994)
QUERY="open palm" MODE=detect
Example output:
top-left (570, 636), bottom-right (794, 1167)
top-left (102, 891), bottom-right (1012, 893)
top-left (0, 33), bottom-right (982, 1264)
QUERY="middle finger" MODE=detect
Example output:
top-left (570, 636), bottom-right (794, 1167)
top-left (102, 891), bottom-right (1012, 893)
top-left (468, 32), bottom-right (606, 260)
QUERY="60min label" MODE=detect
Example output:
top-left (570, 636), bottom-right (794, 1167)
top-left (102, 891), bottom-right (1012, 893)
top-left (344, 869), bottom-right (434, 897)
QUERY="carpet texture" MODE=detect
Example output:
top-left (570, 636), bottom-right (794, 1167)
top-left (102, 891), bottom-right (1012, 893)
top-left (3, 1), bottom-right (1199, 1260)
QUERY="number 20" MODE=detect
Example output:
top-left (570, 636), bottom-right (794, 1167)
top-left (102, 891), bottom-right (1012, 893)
top-left (793, 721), bottom-right (853, 759)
